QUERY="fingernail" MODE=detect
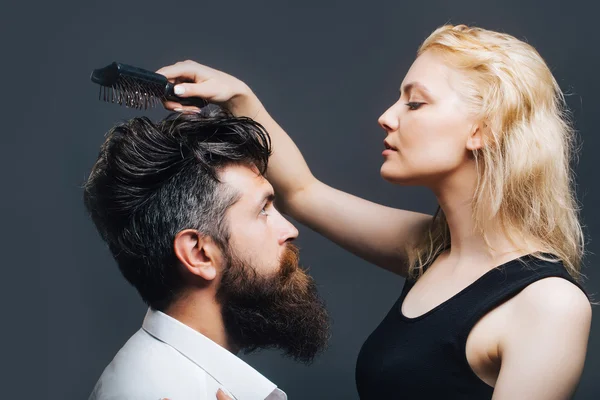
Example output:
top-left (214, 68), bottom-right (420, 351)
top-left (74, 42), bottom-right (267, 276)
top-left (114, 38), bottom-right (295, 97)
top-left (174, 85), bottom-right (185, 95)
top-left (174, 108), bottom-right (183, 112)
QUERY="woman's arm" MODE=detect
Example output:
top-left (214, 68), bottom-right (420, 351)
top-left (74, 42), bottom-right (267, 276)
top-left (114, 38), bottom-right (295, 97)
top-left (492, 278), bottom-right (591, 400)
top-left (156, 60), bottom-right (432, 276)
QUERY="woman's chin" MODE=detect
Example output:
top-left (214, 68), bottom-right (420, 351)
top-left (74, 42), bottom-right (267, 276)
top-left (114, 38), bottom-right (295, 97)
top-left (380, 160), bottom-right (401, 177)
top-left (380, 167), bottom-right (405, 185)
top-left (380, 165), bottom-right (418, 186)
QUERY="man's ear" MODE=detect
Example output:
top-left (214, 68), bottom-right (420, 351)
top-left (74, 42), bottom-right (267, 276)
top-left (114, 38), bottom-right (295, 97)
top-left (466, 121), bottom-right (487, 151)
top-left (173, 229), bottom-right (223, 281)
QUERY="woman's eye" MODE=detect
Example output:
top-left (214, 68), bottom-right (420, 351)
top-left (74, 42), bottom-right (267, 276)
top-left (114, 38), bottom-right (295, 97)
top-left (405, 102), bottom-right (424, 110)
top-left (260, 206), bottom-right (270, 217)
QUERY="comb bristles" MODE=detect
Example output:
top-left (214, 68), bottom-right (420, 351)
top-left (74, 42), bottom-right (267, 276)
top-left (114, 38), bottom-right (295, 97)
top-left (98, 75), bottom-right (165, 110)
top-left (95, 71), bottom-right (171, 109)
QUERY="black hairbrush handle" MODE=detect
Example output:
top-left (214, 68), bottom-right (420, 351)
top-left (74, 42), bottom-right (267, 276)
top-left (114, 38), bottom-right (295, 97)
top-left (165, 82), bottom-right (208, 108)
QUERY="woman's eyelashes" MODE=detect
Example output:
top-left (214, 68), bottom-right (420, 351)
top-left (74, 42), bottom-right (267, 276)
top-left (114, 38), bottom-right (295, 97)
top-left (405, 102), bottom-right (425, 110)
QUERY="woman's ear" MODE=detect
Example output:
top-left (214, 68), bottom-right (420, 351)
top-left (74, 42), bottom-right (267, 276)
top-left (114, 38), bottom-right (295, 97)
top-left (466, 121), bottom-right (487, 151)
top-left (173, 229), bottom-right (223, 281)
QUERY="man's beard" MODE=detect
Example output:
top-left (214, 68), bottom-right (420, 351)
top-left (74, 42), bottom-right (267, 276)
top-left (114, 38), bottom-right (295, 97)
top-left (216, 244), bottom-right (330, 364)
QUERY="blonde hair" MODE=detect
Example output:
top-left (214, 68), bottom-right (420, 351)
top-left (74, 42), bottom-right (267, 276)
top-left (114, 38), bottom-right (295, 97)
top-left (407, 25), bottom-right (585, 281)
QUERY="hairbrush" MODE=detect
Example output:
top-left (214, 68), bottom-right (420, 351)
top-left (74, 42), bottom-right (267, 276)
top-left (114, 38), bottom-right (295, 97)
top-left (90, 62), bottom-right (208, 110)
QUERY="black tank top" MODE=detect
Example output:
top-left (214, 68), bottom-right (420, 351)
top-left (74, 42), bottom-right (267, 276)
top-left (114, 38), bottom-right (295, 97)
top-left (355, 254), bottom-right (587, 399)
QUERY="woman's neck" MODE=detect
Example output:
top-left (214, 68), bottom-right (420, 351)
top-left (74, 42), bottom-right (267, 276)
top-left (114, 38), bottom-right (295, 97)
top-left (431, 163), bottom-right (539, 272)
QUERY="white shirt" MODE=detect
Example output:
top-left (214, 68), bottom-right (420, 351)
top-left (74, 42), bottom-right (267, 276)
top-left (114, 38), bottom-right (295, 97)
top-left (89, 308), bottom-right (287, 400)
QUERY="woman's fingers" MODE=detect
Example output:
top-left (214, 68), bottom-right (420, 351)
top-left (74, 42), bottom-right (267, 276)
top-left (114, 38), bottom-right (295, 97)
top-left (156, 61), bottom-right (212, 110)
top-left (163, 100), bottom-right (182, 110)
top-left (158, 389), bottom-right (233, 400)
top-left (171, 79), bottom-right (227, 102)
top-left (156, 60), bottom-right (212, 82)
top-left (216, 388), bottom-right (233, 400)
top-left (161, 100), bottom-right (201, 114)
top-left (155, 59), bottom-right (255, 113)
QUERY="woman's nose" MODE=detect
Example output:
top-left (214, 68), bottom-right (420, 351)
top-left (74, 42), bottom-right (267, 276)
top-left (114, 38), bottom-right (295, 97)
top-left (378, 105), bottom-right (399, 132)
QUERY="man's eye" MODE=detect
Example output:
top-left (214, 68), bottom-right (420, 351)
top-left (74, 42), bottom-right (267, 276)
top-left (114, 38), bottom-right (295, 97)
top-left (405, 102), bottom-right (424, 110)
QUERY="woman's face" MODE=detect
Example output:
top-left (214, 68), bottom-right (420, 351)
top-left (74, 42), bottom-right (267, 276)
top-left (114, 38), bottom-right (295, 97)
top-left (379, 50), bottom-right (481, 187)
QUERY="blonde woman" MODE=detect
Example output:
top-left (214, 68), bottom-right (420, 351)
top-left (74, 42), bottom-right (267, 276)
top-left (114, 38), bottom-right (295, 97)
top-left (157, 25), bottom-right (592, 399)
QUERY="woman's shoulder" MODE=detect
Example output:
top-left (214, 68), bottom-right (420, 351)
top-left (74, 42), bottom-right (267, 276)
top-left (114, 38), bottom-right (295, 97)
top-left (510, 276), bottom-right (591, 327)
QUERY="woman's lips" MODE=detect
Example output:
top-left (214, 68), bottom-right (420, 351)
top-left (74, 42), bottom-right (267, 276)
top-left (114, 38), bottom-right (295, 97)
top-left (383, 140), bottom-right (398, 155)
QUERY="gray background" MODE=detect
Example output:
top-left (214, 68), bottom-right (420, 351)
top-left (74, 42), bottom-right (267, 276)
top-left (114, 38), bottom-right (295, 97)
top-left (3, 0), bottom-right (599, 398)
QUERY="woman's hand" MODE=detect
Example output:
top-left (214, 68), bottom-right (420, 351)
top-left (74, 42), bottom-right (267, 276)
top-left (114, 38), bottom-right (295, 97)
top-left (159, 388), bottom-right (233, 400)
top-left (156, 60), bottom-right (263, 117)
top-left (216, 389), bottom-right (233, 399)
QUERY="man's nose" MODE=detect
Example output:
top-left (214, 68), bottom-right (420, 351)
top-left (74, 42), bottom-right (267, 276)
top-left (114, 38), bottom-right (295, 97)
top-left (278, 217), bottom-right (299, 245)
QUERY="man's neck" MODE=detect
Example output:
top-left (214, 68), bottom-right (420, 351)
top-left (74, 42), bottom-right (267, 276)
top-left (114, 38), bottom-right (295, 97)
top-left (163, 291), bottom-right (238, 353)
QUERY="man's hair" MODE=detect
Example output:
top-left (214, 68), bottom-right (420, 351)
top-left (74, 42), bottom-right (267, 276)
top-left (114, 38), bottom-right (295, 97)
top-left (83, 108), bottom-right (271, 310)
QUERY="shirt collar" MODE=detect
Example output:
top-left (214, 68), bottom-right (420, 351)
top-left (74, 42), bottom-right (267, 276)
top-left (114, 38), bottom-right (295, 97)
top-left (142, 308), bottom-right (285, 400)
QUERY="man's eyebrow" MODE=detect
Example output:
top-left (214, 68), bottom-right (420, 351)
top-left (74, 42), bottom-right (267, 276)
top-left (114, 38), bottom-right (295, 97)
top-left (257, 191), bottom-right (275, 208)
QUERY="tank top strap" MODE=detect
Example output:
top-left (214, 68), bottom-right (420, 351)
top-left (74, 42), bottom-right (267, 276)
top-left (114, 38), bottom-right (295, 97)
top-left (455, 254), bottom-right (588, 346)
